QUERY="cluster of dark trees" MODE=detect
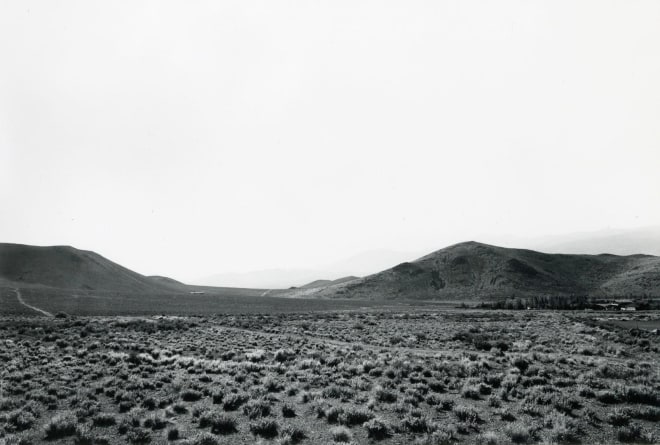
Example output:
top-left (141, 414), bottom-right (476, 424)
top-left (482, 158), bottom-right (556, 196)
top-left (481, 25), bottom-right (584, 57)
top-left (480, 295), bottom-right (657, 310)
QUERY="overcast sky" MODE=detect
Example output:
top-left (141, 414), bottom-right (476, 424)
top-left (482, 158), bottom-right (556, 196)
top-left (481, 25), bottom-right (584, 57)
top-left (1, 1), bottom-right (659, 282)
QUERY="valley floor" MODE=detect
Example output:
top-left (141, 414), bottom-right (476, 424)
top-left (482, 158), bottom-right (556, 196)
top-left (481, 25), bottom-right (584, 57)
top-left (0, 310), bottom-right (658, 444)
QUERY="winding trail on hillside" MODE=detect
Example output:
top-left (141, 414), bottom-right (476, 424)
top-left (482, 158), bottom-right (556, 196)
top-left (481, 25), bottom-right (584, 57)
top-left (14, 288), bottom-right (54, 317)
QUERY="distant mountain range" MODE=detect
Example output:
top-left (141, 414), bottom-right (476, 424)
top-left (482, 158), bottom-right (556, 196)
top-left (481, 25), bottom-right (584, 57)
top-left (1, 241), bottom-right (659, 302)
top-left (195, 249), bottom-right (420, 288)
top-left (288, 241), bottom-right (660, 300)
top-left (527, 226), bottom-right (660, 257)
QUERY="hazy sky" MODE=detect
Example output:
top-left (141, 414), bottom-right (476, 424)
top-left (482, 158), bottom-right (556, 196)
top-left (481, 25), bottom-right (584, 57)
top-left (1, 1), bottom-right (659, 282)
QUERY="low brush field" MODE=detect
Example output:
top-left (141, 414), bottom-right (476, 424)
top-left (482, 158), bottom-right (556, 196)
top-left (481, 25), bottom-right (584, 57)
top-left (1, 310), bottom-right (658, 445)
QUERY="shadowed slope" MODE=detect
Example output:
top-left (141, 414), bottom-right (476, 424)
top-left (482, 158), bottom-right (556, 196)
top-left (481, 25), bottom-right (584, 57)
top-left (0, 243), bottom-right (183, 292)
top-left (302, 242), bottom-right (660, 300)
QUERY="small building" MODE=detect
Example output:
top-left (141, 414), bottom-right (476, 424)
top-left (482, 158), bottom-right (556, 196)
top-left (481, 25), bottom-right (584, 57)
top-left (615, 299), bottom-right (636, 310)
top-left (589, 298), bottom-right (637, 311)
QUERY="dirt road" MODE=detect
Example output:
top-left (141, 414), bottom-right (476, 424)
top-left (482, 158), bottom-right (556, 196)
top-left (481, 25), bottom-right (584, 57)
top-left (14, 288), bottom-right (54, 317)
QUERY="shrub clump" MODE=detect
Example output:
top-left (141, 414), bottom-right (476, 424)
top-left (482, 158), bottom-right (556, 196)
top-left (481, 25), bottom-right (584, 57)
top-left (282, 404), bottom-right (296, 418)
top-left (401, 414), bottom-right (431, 433)
top-left (608, 408), bottom-right (631, 426)
top-left (249, 419), bottom-right (279, 438)
top-left (415, 428), bottom-right (456, 445)
top-left (126, 428), bottom-right (152, 444)
top-left (274, 348), bottom-right (295, 362)
top-left (279, 425), bottom-right (306, 444)
top-left (262, 377), bottom-right (284, 393)
top-left (620, 385), bottom-right (658, 406)
top-left (475, 431), bottom-right (503, 445)
top-left (505, 422), bottom-right (535, 444)
top-left (7, 409), bottom-right (36, 432)
top-left (364, 417), bottom-right (392, 440)
top-left (453, 405), bottom-right (480, 423)
top-left (199, 410), bottom-right (238, 434)
top-left (597, 385), bottom-right (658, 406)
top-left (167, 427), bottom-right (179, 440)
top-left (243, 399), bottom-right (271, 419)
top-left (180, 432), bottom-right (220, 445)
top-left (223, 393), bottom-right (248, 411)
top-left (339, 407), bottom-right (374, 426)
top-left (181, 389), bottom-right (203, 402)
top-left (73, 424), bottom-right (111, 445)
top-left (143, 413), bottom-right (167, 431)
top-left (596, 390), bottom-right (620, 404)
top-left (325, 406), bottom-right (344, 424)
top-left (616, 423), bottom-right (655, 443)
top-left (461, 385), bottom-right (482, 400)
top-left (331, 426), bottom-right (353, 442)
top-left (44, 413), bottom-right (78, 439)
top-left (512, 357), bottom-right (530, 372)
top-left (374, 386), bottom-right (398, 403)
top-left (92, 412), bottom-right (116, 427)
top-left (544, 412), bottom-right (581, 444)
top-left (211, 389), bottom-right (224, 404)
top-left (629, 406), bottom-right (660, 422)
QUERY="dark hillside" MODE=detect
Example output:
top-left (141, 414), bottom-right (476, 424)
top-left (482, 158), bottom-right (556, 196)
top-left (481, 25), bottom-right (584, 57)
top-left (303, 242), bottom-right (660, 300)
top-left (0, 243), bottom-right (185, 292)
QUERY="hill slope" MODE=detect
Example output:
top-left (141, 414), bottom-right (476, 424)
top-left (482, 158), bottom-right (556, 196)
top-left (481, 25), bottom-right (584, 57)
top-left (303, 242), bottom-right (660, 300)
top-left (0, 243), bottom-right (186, 292)
top-left (148, 275), bottom-right (185, 286)
top-left (299, 276), bottom-right (360, 289)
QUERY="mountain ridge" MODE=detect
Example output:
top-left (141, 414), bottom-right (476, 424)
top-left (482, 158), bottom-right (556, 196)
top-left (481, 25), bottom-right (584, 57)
top-left (297, 241), bottom-right (660, 300)
top-left (0, 243), bottom-right (183, 292)
top-left (2, 241), bottom-right (659, 302)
